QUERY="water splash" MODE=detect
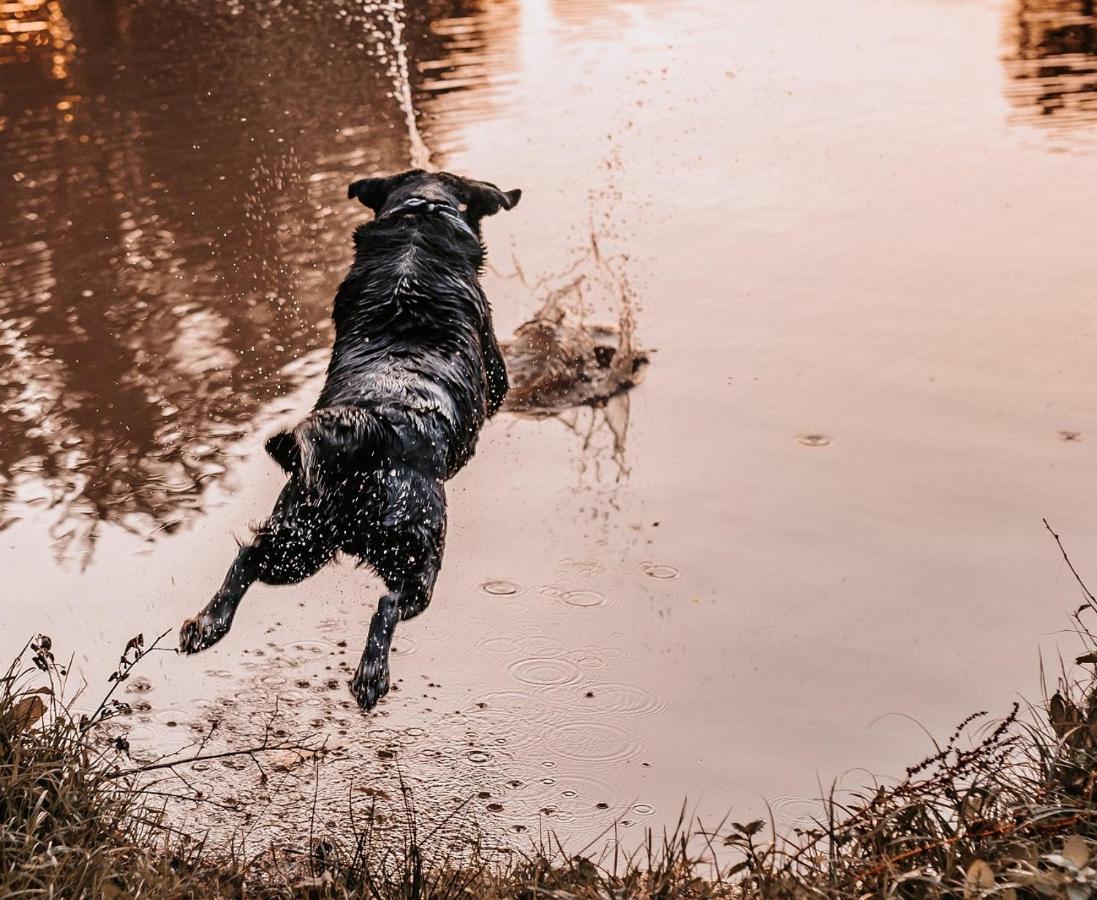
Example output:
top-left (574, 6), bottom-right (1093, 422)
top-left (501, 227), bottom-right (649, 482)
top-left (368, 0), bottom-right (432, 169)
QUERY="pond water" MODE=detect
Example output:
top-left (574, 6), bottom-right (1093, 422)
top-left (4, 0), bottom-right (1097, 853)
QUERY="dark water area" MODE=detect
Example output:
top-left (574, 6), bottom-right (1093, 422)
top-left (0, 0), bottom-right (535, 553)
top-left (1004, 0), bottom-right (1097, 138)
top-left (5, 0), bottom-right (1097, 854)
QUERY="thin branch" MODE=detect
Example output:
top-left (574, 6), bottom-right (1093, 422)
top-left (104, 739), bottom-right (318, 780)
top-left (137, 788), bottom-right (244, 813)
top-left (1044, 518), bottom-right (1097, 607)
top-left (84, 629), bottom-right (170, 731)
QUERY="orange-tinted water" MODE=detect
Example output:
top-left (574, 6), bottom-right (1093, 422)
top-left (3, 0), bottom-right (1097, 852)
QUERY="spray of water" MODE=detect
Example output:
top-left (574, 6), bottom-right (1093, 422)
top-left (367, 0), bottom-right (433, 170)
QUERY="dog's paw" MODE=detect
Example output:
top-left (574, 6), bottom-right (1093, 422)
top-left (178, 613), bottom-right (228, 654)
top-left (350, 660), bottom-right (390, 712)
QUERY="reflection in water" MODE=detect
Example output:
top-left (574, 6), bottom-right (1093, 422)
top-left (0, 0), bottom-right (75, 80)
top-left (419, 4), bottom-right (520, 153)
top-left (0, 0), bottom-right (520, 558)
top-left (1004, 0), bottom-right (1097, 136)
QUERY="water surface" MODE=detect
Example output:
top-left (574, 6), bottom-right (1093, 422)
top-left (4, 0), bottom-right (1097, 849)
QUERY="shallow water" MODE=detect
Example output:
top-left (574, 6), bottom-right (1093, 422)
top-left (4, 0), bottom-right (1097, 851)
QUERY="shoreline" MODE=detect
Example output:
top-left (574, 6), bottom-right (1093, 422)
top-left (5, 612), bottom-right (1097, 899)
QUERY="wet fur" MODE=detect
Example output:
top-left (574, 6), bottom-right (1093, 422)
top-left (179, 170), bottom-right (519, 711)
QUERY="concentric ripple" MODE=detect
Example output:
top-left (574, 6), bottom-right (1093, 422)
top-left (639, 561), bottom-right (681, 580)
top-left (475, 633), bottom-right (523, 654)
top-left (507, 656), bottom-right (582, 688)
top-left (770, 795), bottom-right (824, 828)
top-left (479, 578), bottom-right (522, 596)
top-left (544, 720), bottom-right (643, 764)
top-left (549, 680), bottom-right (665, 716)
top-left (513, 634), bottom-right (570, 658)
top-left (561, 589), bottom-right (609, 608)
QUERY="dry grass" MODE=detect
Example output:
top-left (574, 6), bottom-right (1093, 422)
top-left (0, 635), bottom-right (238, 897)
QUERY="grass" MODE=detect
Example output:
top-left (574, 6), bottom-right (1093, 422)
top-left (10, 583), bottom-right (1097, 896)
top-left (0, 636), bottom-right (210, 897)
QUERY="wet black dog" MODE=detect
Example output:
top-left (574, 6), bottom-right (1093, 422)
top-left (179, 170), bottom-right (520, 710)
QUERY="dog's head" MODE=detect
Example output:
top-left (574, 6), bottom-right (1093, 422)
top-left (347, 169), bottom-right (521, 234)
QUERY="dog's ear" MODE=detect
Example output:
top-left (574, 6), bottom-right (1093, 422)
top-left (464, 179), bottom-right (522, 220)
top-left (264, 431), bottom-right (299, 475)
top-left (347, 171), bottom-right (418, 213)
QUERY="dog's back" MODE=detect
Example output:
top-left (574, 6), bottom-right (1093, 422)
top-left (268, 173), bottom-right (514, 487)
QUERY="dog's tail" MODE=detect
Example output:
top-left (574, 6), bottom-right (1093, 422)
top-left (265, 406), bottom-right (390, 488)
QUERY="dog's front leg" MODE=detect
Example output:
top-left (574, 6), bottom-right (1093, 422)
top-left (179, 544), bottom-right (260, 653)
top-left (351, 591), bottom-right (400, 710)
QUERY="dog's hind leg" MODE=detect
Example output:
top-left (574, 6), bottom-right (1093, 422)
top-left (349, 469), bottom-right (445, 711)
top-left (350, 567), bottom-right (440, 710)
top-left (350, 584), bottom-right (403, 711)
top-left (179, 477), bottom-right (339, 654)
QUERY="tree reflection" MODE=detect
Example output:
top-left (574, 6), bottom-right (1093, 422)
top-left (1004, 0), bottom-right (1097, 133)
top-left (0, 0), bottom-right (518, 559)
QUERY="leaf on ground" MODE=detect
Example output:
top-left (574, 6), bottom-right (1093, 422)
top-left (8, 695), bottom-right (46, 731)
top-left (1063, 835), bottom-right (1090, 869)
top-left (1049, 691), bottom-right (1078, 736)
top-left (964, 859), bottom-right (994, 898)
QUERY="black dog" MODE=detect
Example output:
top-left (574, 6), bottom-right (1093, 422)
top-left (179, 170), bottom-right (520, 710)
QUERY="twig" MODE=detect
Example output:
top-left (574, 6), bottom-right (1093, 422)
top-left (1044, 518), bottom-right (1097, 608)
top-left (137, 787), bottom-right (244, 813)
top-left (83, 629), bottom-right (170, 731)
top-left (104, 739), bottom-right (318, 780)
